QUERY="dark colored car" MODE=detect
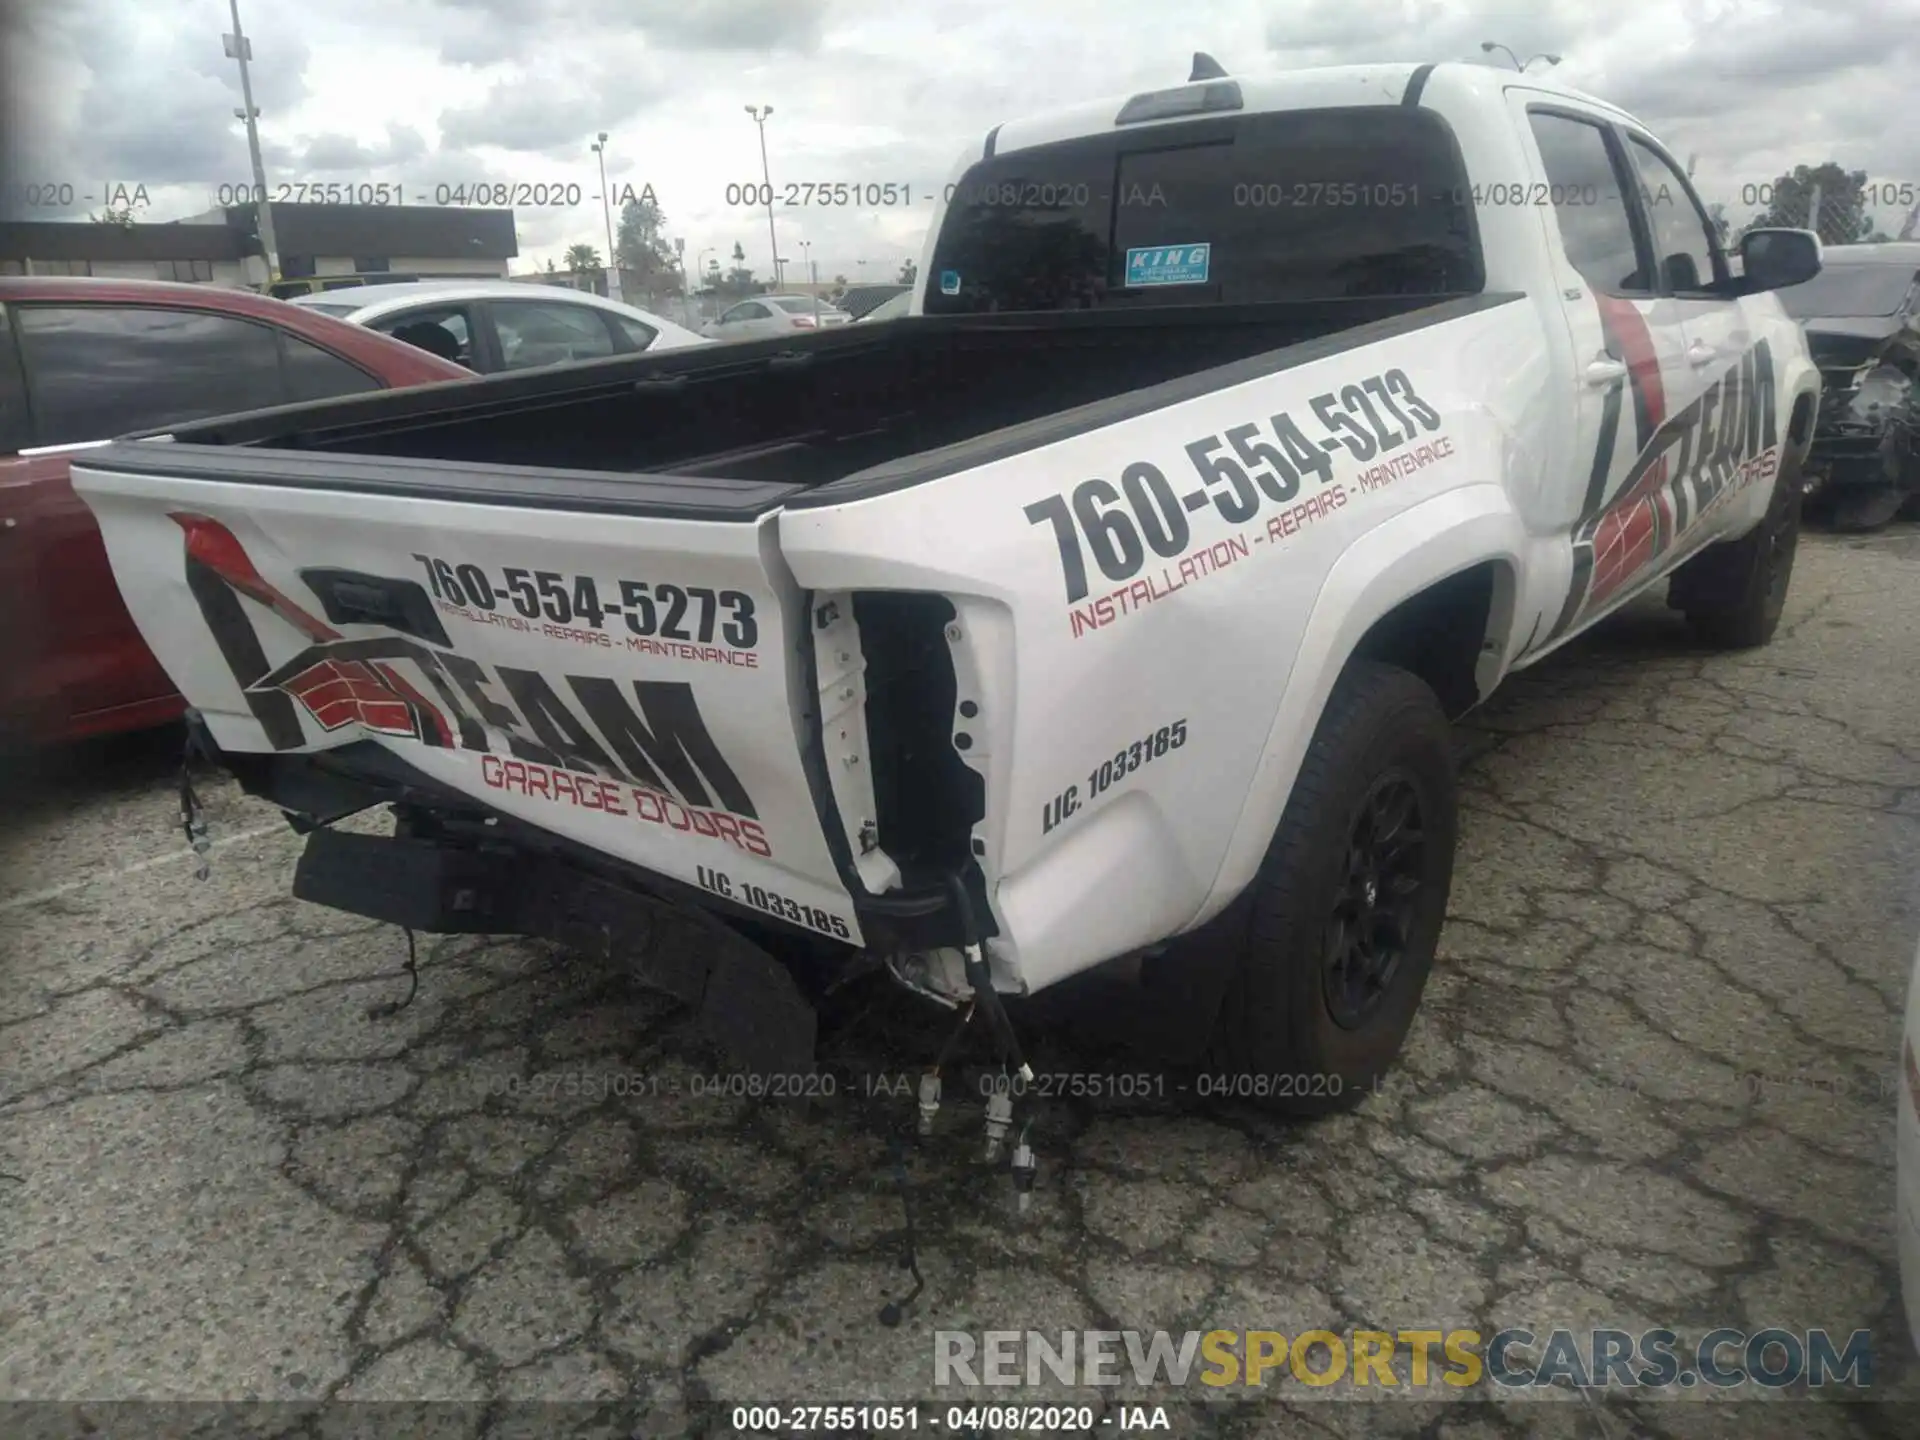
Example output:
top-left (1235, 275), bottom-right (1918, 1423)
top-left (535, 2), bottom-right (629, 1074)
top-left (1778, 242), bottom-right (1920, 530)
top-left (0, 276), bottom-right (472, 749)
top-left (832, 283), bottom-right (911, 320)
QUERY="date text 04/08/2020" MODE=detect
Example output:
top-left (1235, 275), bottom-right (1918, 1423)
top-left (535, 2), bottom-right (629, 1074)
top-left (720, 181), bottom-right (1097, 209)
top-left (974, 1071), bottom-right (1363, 1103)
top-left (204, 180), bottom-right (659, 208)
top-left (474, 1069), bottom-right (844, 1101)
top-left (727, 1403), bottom-right (1169, 1432)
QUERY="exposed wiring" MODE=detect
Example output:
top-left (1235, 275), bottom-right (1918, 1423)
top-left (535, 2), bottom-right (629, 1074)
top-left (943, 872), bottom-right (1030, 1081)
top-left (876, 1132), bottom-right (925, 1326)
top-left (177, 728), bottom-right (212, 882)
top-left (918, 1002), bottom-right (975, 1137)
top-left (366, 928), bottom-right (420, 1018)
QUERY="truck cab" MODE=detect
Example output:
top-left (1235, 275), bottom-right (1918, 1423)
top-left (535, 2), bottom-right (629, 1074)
top-left (910, 59), bottom-right (1821, 656)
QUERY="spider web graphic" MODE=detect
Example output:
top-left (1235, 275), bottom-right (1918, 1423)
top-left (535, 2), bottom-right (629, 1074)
top-left (246, 634), bottom-right (458, 749)
top-left (274, 656), bottom-right (426, 738)
top-left (1587, 453), bottom-right (1674, 609)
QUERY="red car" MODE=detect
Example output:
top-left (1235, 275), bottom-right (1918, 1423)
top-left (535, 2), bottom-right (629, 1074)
top-left (0, 277), bottom-right (470, 747)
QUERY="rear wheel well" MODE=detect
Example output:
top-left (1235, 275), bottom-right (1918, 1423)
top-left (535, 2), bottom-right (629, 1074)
top-left (1349, 563), bottom-right (1501, 720)
top-left (1788, 392), bottom-right (1816, 447)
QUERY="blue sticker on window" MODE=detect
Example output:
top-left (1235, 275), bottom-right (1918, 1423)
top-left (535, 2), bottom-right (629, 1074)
top-left (1125, 244), bottom-right (1211, 286)
top-left (939, 269), bottom-right (962, 295)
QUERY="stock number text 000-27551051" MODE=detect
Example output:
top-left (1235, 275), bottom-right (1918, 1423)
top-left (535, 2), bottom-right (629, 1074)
top-left (411, 555), bottom-right (759, 648)
top-left (1022, 368), bottom-right (1443, 605)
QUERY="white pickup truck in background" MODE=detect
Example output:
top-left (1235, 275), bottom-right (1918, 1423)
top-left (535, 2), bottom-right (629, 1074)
top-left (70, 59), bottom-right (1824, 1110)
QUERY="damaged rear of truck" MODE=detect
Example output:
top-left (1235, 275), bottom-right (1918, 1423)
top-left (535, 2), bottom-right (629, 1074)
top-left (70, 62), bottom-right (1816, 1107)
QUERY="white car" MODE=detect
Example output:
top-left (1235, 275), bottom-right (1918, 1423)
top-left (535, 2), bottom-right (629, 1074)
top-left (289, 280), bottom-right (706, 374)
top-left (700, 295), bottom-right (853, 341)
top-left (1901, 930), bottom-right (1920, 1352)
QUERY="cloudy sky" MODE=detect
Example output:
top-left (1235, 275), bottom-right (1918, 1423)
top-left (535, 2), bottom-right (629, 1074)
top-left (3, 0), bottom-right (1917, 280)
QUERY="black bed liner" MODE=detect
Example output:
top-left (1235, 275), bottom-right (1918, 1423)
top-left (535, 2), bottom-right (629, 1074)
top-left (92, 293), bottom-right (1522, 520)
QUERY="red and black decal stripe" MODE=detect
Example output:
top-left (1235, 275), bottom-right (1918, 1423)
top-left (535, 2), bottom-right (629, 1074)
top-left (1549, 327), bottom-right (1782, 647)
top-left (1550, 299), bottom-right (1675, 642)
top-left (172, 513), bottom-right (452, 750)
top-left (1599, 296), bottom-right (1666, 454)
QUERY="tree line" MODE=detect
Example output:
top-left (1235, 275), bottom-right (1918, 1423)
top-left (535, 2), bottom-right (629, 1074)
top-left (1707, 162), bottom-right (1908, 245)
top-left (558, 197), bottom-right (919, 299)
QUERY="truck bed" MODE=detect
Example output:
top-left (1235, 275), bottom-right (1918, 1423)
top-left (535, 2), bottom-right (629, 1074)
top-left (73, 275), bottom-right (1534, 1005)
top-left (150, 296), bottom-right (1473, 505)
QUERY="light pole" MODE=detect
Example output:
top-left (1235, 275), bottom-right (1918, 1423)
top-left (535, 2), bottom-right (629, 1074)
top-left (799, 238), bottom-right (819, 320)
top-left (222, 0), bottom-right (279, 286)
top-left (1480, 41), bottom-right (1560, 70)
top-left (745, 105), bottom-right (782, 287)
top-left (590, 133), bottom-right (621, 301)
top-left (695, 247), bottom-right (716, 323)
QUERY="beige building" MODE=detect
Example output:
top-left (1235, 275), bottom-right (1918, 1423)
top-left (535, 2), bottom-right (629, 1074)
top-left (0, 203), bottom-right (517, 289)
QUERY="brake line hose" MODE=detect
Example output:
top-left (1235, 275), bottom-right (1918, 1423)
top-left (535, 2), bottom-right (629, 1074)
top-left (944, 870), bottom-right (1031, 1081)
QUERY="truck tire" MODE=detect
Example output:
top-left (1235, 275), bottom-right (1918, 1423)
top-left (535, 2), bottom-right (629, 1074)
top-left (1200, 661), bottom-right (1456, 1116)
top-left (1830, 485), bottom-right (1904, 532)
top-left (1669, 466), bottom-right (1802, 649)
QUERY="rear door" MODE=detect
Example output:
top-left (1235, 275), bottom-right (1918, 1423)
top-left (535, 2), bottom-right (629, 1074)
top-left (605, 311), bottom-right (661, 353)
top-left (1516, 105), bottom-right (1703, 647)
top-left (10, 301), bottom-right (295, 722)
top-left (721, 301), bottom-right (775, 339)
top-left (1618, 131), bottom-right (1775, 546)
top-left (71, 445), bottom-right (867, 944)
top-left (484, 298), bottom-right (621, 372)
top-left (0, 301), bottom-right (46, 735)
top-left (4, 301), bottom-right (393, 733)
top-left (367, 302), bottom-right (484, 370)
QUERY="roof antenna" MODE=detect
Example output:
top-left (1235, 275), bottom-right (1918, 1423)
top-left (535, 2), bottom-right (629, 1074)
top-left (1190, 51), bottom-right (1228, 81)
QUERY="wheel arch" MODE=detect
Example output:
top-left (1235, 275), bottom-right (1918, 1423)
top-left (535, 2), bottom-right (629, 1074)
top-left (1189, 483), bottom-right (1523, 930)
top-left (1787, 386), bottom-right (1817, 449)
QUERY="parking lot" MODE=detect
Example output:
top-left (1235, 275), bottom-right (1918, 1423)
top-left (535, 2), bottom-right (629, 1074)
top-left (4, 527), bottom-right (1920, 1438)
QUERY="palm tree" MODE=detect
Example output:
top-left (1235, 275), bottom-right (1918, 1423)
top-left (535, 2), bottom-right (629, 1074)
top-left (564, 243), bottom-right (603, 274)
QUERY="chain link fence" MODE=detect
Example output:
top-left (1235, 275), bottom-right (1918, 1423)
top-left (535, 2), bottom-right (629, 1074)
top-left (1695, 175), bottom-right (1919, 247)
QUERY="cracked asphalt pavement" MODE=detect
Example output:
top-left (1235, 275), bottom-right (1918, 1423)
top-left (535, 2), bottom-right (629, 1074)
top-left (5, 528), bottom-right (1920, 1439)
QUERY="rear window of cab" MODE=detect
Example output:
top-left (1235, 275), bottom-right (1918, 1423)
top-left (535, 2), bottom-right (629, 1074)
top-left (925, 106), bottom-right (1483, 314)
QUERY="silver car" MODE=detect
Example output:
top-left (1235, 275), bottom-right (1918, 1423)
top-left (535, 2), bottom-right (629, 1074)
top-left (699, 295), bottom-right (852, 341)
top-left (288, 280), bottom-right (706, 374)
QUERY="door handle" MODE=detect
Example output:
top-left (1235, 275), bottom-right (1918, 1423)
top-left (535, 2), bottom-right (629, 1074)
top-left (1584, 357), bottom-right (1627, 387)
top-left (1687, 341), bottom-right (1718, 368)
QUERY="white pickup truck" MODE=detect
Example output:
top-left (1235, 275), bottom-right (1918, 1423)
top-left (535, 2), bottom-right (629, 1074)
top-left (72, 60), bottom-right (1824, 1109)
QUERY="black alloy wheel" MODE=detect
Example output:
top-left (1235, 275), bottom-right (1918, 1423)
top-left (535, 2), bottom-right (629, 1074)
top-left (1324, 771), bottom-right (1427, 1029)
